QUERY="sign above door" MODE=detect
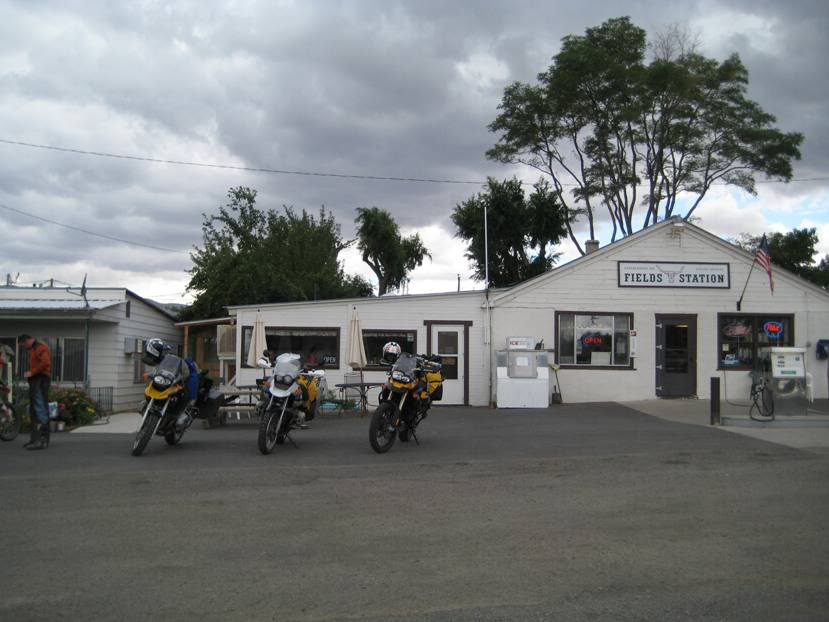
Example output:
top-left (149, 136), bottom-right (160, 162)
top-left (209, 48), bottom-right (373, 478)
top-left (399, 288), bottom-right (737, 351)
top-left (618, 261), bottom-right (730, 289)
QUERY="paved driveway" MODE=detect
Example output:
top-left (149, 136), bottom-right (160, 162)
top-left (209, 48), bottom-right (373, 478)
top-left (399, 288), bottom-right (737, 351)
top-left (2, 404), bottom-right (827, 621)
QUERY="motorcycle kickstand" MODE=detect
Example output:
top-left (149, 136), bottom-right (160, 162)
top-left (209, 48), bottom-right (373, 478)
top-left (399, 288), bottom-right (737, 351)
top-left (410, 427), bottom-right (420, 446)
top-left (285, 431), bottom-right (298, 449)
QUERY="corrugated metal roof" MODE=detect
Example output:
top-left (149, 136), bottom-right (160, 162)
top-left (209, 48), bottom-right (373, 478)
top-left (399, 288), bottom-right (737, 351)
top-left (0, 299), bottom-right (123, 311)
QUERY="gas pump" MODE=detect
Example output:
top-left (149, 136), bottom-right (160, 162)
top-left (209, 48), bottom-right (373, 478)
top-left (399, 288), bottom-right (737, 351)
top-left (752, 346), bottom-right (810, 419)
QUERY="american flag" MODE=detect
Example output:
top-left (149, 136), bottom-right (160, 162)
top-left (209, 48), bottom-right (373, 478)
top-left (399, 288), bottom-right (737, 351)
top-left (754, 234), bottom-right (774, 294)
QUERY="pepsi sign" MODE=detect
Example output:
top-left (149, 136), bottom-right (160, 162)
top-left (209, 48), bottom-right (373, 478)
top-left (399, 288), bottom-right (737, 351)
top-left (763, 321), bottom-right (784, 339)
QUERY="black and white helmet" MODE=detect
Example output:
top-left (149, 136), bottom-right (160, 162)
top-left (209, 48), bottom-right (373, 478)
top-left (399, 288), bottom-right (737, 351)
top-left (142, 338), bottom-right (167, 366)
top-left (382, 341), bottom-right (402, 364)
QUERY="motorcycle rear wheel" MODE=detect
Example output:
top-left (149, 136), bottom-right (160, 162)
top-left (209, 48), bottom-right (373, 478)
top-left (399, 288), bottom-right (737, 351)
top-left (165, 427), bottom-right (184, 446)
top-left (369, 402), bottom-right (398, 454)
top-left (132, 412), bottom-right (160, 457)
top-left (258, 410), bottom-right (279, 455)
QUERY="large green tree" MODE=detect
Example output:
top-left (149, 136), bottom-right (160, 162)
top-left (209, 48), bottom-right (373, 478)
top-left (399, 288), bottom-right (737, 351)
top-left (732, 228), bottom-right (829, 288)
top-left (452, 177), bottom-right (568, 288)
top-left (182, 187), bottom-right (372, 319)
top-left (487, 17), bottom-right (803, 254)
top-left (354, 207), bottom-right (430, 295)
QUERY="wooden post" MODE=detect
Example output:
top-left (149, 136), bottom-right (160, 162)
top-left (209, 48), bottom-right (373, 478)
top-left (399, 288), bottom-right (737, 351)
top-left (183, 325), bottom-right (189, 358)
top-left (710, 377), bottom-right (721, 425)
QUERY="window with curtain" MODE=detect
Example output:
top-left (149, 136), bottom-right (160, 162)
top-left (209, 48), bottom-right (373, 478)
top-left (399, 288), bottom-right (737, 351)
top-left (242, 327), bottom-right (340, 368)
top-left (362, 330), bottom-right (416, 368)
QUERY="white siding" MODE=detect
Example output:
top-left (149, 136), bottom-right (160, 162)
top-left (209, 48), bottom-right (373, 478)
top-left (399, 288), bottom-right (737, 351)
top-left (491, 224), bottom-right (829, 403)
top-left (231, 292), bottom-right (489, 405)
top-left (94, 294), bottom-right (180, 411)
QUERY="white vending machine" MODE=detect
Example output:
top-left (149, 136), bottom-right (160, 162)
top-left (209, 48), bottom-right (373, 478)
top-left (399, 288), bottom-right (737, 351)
top-left (496, 337), bottom-right (550, 408)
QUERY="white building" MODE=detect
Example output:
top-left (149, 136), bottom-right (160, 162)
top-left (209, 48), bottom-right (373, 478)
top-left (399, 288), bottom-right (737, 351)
top-left (0, 286), bottom-right (180, 411)
top-left (228, 218), bottom-right (829, 406)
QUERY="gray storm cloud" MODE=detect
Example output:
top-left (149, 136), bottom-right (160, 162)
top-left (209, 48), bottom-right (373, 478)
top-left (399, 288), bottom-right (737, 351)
top-left (1, 0), bottom-right (826, 296)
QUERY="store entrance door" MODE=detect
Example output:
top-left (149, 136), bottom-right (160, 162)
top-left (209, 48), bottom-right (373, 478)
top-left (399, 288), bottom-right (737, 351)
top-left (655, 315), bottom-right (697, 397)
top-left (430, 326), bottom-right (464, 405)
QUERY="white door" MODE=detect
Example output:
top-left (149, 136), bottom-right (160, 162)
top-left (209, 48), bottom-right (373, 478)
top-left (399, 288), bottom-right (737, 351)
top-left (432, 326), bottom-right (464, 404)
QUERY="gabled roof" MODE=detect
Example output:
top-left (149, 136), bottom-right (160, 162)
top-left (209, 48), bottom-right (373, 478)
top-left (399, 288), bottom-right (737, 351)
top-left (0, 285), bottom-right (179, 320)
top-left (488, 217), bottom-right (829, 306)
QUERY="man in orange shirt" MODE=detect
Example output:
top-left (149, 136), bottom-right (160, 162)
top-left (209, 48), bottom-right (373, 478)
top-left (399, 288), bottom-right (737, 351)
top-left (19, 334), bottom-right (51, 450)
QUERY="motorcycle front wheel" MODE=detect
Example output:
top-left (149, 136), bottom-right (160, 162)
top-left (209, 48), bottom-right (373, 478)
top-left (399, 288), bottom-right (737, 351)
top-left (369, 402), bottom-right (398, 454)
top-left (132, 412), bottom-right (160, 456)
top-left (258, 410), bottom-right (279, 455)
top-left (0, 402), bottom-right (21, 441)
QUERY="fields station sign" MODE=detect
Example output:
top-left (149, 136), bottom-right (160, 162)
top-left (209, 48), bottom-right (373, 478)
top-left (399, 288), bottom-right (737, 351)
top-left (618, 261), bottom-right (730, 288)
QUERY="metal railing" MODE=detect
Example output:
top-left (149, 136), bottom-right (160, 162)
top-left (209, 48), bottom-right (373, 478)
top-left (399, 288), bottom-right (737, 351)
top-left (87, 386), bottom-right (113, 414)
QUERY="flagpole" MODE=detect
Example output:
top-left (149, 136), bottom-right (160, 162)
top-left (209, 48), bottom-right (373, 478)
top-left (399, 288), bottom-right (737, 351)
top-left (736, 260), bottom-right (756, 311)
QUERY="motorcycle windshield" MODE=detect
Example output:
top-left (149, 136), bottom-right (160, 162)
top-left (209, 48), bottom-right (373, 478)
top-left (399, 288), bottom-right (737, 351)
top-left (392, 353), bottom-right (418, 377)
top-left (272, 353), bottom-right (301, 388)
top-left (155, 355), bottom-right (186, 382)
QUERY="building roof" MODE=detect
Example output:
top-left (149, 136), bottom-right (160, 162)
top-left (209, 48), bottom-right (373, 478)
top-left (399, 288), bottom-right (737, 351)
top-left (175, 316), bottom-right (235, 328)
top-left (0, 298), bottom-right (123, 311)
top-left (225, 288), bottom-right (493, 314)
top-left (0, 285), bottom-right (179, 320)
top-left (488, 217), bottom-right (829, 306)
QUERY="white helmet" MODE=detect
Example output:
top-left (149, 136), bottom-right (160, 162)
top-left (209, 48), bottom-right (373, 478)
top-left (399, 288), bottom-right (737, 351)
top-left (382, 341), bottom-right (402, 364)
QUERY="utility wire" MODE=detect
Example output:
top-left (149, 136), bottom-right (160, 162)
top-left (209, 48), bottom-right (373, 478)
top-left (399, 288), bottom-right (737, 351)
top-left (1, 137), bottom-right (827, 185)
top-left (0, 202), bottom-right (190, 254)
top-left (0, 138), bottom-right (485, 185)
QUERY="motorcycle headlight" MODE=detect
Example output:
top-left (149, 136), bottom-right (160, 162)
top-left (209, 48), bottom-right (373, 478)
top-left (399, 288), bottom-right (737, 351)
top-left (153, 374), bottom-right (172, 387)
top-left (392, 370), bottom-right (411, 383)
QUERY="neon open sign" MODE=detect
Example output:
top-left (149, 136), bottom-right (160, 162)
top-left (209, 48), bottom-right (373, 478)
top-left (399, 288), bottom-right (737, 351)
top-left (582, 336), bottom-right (604, 345)
top-left (763, 321), bottom-right (784, 339)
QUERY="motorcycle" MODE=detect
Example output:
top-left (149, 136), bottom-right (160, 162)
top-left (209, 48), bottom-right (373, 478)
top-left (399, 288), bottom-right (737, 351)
top-left (131, 339), bottom-right (224, 456)
top-left (369, 352), bottom-right (443, 454)
top-left (0, 344), bottom-right (20, 441)
top-left (256, 352), bottom-right (327, 454)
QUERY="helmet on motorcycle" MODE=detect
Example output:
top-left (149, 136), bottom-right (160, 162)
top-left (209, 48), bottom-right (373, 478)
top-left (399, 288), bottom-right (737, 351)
top-left (381, 341), bottom-right (402, 364)
top-left (142, 338), bottom-right (167, 366)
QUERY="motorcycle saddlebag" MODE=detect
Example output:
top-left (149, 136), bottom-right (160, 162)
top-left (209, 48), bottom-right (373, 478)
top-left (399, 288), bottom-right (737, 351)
top-left (426, 372), bottom-right (443, 402)
top-left (199, 389), bottom-right (226, 420)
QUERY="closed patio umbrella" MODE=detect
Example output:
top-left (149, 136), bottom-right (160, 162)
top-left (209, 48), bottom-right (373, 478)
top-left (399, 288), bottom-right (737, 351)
top-left (346, 306), bottom-right (368, 414)
top-left (246, 313), bottom-right (268, 370)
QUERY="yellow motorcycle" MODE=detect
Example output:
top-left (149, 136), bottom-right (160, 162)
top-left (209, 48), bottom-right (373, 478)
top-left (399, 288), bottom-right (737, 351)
top-left (131, 339), bottom-right (224, 456)
top-left (369, 351), bottom-right (443, 453)
top-left (256, 353), bottom-right (327, 454)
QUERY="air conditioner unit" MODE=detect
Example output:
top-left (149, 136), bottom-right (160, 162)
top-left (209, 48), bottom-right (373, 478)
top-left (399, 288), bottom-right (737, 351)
top-left (216, 325), bottom-right (236, 359)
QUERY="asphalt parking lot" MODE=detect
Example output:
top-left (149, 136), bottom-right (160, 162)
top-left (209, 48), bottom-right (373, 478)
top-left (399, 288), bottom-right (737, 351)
top-left (2, 403), bottom-right (828, 621)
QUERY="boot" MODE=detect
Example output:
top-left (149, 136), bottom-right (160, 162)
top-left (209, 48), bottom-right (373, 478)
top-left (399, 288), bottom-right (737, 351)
top-left (22, 422), bottom-right (39, 449)
top-left (24, 423), bottom-right (49, 450)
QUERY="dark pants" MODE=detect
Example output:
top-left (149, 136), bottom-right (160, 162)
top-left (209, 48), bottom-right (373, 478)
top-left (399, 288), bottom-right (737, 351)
top-left (28, 374), bottom-right (50, 441)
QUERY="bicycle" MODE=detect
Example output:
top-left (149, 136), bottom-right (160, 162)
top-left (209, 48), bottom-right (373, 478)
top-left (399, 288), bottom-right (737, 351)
top-left (749, 371), bottom-right (775, 422)
top-left (0, 344), bottom-right (22, 441)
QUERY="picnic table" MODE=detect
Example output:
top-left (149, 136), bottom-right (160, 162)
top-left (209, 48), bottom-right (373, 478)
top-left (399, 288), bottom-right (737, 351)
top-left (334, 381), bottom-right (385, 417)
top-left (205, 384), bottom-right (263, 428)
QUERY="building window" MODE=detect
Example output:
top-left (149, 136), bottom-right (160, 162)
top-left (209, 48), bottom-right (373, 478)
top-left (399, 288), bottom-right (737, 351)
top-left (13, 337), bottom-right (86, 383)
top-left (362, 330), bottom-right (417, 369)
top-left (125, 301), bottom-right (131, 318)
top-left (718, 314), bottom-right (794, 369)
top-left (556, 312), bottom-right (633, 368)
top-left (242, 326), bottom-right (340, 369)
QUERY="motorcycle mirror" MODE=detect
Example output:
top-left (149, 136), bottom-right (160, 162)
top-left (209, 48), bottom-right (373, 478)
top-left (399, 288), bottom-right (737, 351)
top-left (256, 357), bottom-right (272, 369)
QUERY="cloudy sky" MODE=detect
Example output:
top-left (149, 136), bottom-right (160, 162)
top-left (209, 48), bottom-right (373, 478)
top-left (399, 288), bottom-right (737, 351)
top-left (1, 0), bottom-right (827, 305)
